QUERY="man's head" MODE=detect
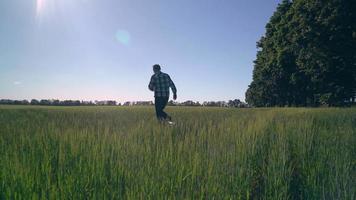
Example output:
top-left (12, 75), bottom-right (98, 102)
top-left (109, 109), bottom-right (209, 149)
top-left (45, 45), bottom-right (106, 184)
top-left (153, 64), bottom-right (161, 73)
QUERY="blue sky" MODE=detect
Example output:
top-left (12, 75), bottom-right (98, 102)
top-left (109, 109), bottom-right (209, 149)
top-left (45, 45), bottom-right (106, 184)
top-left (0, 0), bottom-right (281, 102)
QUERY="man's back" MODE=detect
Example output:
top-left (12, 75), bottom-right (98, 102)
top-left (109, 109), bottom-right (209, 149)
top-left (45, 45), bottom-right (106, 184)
top-left (149, 72), bottom-right (177, 97)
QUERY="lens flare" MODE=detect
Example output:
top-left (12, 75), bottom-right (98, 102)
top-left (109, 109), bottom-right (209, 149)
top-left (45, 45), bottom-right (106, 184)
top-left (115, 30), bottom-right (131, 46)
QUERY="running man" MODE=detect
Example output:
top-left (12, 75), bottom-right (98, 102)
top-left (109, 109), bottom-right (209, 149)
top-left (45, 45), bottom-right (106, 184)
top-left (148, 64), bottom-right (177, 123)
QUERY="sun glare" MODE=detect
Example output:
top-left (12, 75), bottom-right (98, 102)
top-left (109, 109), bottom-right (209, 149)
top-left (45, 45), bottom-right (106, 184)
top-left (36, 0), bottom-right (45, 16)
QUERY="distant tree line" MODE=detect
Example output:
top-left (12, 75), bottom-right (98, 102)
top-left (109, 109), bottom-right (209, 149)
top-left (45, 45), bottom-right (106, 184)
top-left (121, 99), bottom-right (248, 108)
top-left (167, 99), bottom-right (249, 108)
top-left (123, 101), bottom-right (154, 106)
top-left (246, 0), bottom-right (356, 107)
top-left (0, 99), bottom-right (248, 108)
top-left (0, 99), bottom-right (119, 106)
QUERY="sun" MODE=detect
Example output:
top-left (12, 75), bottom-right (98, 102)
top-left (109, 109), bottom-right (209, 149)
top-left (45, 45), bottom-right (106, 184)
top-left (36, 0), bottom-right (45, 17)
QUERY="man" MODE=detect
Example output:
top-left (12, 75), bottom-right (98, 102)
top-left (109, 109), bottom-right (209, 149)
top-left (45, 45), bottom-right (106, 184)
top-left (148, 64), bottom-right (177, 123)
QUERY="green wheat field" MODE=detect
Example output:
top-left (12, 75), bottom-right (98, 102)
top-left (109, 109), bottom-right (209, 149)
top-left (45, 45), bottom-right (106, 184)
top-left (0, 106), bottom-right (355, 199)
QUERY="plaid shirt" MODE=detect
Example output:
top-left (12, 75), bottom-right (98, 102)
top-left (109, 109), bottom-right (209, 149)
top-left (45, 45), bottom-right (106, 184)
top-left (148, 72), bottom-right (177, 97)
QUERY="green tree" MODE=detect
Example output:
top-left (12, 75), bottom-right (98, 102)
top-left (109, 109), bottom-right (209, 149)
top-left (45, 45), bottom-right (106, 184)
top-left (246, 0), bottom-right (356, 107)
top-left (246, 0), bottom-right (294, 107)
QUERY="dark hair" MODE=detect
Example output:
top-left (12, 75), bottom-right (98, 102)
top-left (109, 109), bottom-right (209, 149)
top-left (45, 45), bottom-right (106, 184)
top-left (153, 64), bottom-right (161, 71)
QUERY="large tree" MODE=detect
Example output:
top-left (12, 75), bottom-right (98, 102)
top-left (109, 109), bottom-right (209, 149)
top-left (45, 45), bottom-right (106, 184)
top-left (246, 0), bottom-right (356, 107)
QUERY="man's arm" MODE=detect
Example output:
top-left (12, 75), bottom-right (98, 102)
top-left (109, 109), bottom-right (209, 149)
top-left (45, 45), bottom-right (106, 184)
top-left (168, 76), bottom-right (177, 100)
top-left (148, 76), bottom-right (155, 91)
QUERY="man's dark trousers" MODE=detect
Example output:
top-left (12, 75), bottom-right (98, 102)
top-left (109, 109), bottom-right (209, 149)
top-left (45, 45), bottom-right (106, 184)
top-left (155, 97), bottom-right (169, 120)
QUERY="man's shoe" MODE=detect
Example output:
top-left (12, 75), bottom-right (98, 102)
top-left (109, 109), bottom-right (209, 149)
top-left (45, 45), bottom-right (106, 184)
top-left (167, 121), bottom-right (175, 125)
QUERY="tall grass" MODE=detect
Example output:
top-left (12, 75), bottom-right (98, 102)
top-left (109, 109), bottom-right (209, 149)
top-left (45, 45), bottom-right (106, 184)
top-left (0, 106), bottom-right (355, 199)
